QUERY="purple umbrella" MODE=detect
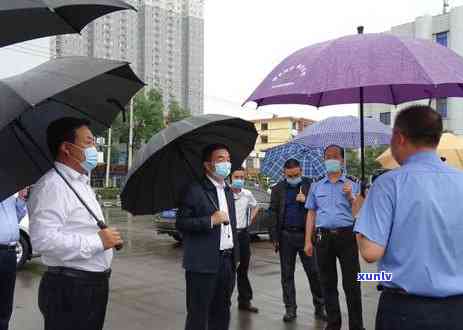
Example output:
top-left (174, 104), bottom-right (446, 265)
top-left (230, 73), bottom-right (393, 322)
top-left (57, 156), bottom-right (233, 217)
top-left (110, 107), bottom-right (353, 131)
top-left (293, 116), bottom-right (392, 149)
top-left (244, 27), bottom-right (463, 190)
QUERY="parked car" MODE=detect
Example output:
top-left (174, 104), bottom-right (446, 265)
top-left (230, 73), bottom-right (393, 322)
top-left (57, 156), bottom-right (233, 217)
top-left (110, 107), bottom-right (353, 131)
top-left (154, 187), bottom-right (272, 242)
top-left (17, 213), bottom-right (34, 269)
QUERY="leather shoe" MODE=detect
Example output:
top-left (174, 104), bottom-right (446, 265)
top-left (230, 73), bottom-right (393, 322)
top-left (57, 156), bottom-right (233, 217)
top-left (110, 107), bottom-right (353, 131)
top-left (283, 310), bottom-right (297, 322)
top-left (238, 302), bottom-right (259, 313)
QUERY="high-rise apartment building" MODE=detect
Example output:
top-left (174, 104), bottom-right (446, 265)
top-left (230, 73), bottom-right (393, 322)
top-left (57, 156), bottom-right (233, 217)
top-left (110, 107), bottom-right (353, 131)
top-left (50, 0), bottom-right (204, 115)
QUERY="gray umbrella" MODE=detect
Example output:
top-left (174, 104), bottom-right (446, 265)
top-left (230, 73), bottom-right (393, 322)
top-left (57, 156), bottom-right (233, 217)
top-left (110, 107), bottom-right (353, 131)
top-left (0, 0), bottom-right (134, 48)
top-left (121, 115), bottom-right (258, 216)
top-left (0, 56), bottom-right (144, 202)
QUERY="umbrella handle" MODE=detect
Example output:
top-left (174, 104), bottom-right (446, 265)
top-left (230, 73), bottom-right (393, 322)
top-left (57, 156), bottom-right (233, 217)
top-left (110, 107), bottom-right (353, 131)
top-left (97, 221), bottom-right (124, 251)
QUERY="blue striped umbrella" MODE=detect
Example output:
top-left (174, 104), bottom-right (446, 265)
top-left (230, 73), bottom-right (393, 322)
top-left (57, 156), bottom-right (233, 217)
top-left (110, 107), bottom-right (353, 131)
top-left (292, 115), bottom-right (391, 148)
top-left (261, 143), bottom-right (326, 182)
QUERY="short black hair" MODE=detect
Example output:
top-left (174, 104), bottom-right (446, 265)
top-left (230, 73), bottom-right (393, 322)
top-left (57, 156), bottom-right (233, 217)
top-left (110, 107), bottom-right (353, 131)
top-left (47, 117), bottom-right (91, 159)
top-left (324, 145), bottom-right (345, 159)
top-left (284, 159), bottom-right (300, 169)
top-left (232, 166), bottom-right (245, 173)
top-left (201, 143), bottom-right (230, 163)
top-left (394, 105), bottom-right (443, 147)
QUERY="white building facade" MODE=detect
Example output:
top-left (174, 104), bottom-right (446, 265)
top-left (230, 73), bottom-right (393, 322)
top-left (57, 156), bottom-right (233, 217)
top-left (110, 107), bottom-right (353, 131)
top-left (365, 5), bottom-right (463, 135)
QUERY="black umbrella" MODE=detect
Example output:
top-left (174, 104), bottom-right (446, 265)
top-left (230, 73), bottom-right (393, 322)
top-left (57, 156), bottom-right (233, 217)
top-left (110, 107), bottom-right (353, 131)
top-left (0, 56), bottom-right (144, 204)
top-left (121, 115), bottom-right (258, 216)
top-left (0, 0), bottom-right (134, 48)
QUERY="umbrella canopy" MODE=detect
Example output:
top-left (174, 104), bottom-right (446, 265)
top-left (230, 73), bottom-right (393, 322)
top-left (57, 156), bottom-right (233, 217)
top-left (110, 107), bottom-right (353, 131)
top-left (0, 0), bottom-right (134, 48)
top-left (0, 56), bottom-right (144, 201)
top-left (293, 115), bottom-right (391, 148)
top-left (244, 32), bottom-right (463, 188)
top-left (245, 33), bottom-right (463, 107)
top-left (261, 142), bottom-right (325, 182)
top-left (377, 133), bottom-right (463, 170)
top-left (121, 115), bottom-right (258, 216)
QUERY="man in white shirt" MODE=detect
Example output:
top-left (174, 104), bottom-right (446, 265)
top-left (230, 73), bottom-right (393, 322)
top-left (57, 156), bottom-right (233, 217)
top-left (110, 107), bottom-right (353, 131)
top-left (230, 167), bottom-right (259, 313)
top-left (28, 117), bottom-right (122, 330)
top-left (176, 144), bottom-right (239, 330)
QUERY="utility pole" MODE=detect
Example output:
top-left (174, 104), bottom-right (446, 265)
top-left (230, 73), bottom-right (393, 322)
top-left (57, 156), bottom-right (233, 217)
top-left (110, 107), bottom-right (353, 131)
top-left (128, 98), bottom-right (134, 169)
top-left (105, 128), bottom-right (112, 188)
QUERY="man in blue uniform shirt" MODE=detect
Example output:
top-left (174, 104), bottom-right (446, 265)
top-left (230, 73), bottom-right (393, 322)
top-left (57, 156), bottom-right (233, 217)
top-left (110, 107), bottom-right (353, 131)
top-left (305, 145), bottom-right (364, 330)
top-left (355, 105), bottom-right (463, 330)
top-left (0, 190), bottom-right (28, 330)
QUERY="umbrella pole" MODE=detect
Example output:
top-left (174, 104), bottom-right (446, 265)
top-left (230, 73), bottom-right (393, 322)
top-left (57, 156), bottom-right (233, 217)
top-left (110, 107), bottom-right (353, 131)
top-left (13, 120), bottom-right (123, 249)
top-left (360, 87), bottom-right (366, 196)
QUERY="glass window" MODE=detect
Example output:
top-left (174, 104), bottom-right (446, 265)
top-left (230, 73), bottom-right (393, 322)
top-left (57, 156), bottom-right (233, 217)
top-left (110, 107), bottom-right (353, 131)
top-left (292, 121), bottom-right (297, 130)
top-left (261, 123), bottom-right (268, 131)
top-left (435, 31), bottom-right (448, 47)
top-left (261, 135), bottom-right (268, 144)
top-left (379, 112), bottom-right (391, 125)
top-left (436, 98), bottom-right (448, 118)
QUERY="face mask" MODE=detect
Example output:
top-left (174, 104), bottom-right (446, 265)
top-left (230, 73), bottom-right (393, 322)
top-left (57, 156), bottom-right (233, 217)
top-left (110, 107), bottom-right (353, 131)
top-left (286, 176), bottom-right (302, 186)
top-left (69, 143), bottom-right (98, 173)
top-left (214, 161), bottom-right (231, 178)
top-left (231, 179), bottom-right (244, 189)
top-left (325, 159), bottom-right (342, 173)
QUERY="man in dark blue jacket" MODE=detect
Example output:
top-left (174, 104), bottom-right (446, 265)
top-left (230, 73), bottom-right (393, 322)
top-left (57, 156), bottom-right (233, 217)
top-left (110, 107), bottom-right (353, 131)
top-left (176, 143), bottom-right (239, 330)
top-left (270, 159), bottom-right (326, 323)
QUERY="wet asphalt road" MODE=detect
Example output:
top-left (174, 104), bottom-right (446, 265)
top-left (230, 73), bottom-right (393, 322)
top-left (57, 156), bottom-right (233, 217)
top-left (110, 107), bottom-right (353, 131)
top-left (11, 208), bottom-right (380, 330)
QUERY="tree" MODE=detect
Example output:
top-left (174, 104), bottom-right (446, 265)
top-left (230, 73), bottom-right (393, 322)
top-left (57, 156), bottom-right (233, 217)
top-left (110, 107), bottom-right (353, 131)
top-left (167, 100), bottom-right (190, 124)
top-left (101, 88), bottom-right (166, 166)
top-left (345, 146), bottom-right (387, 179)
top-left (110, 88), bottom-right (166, 151)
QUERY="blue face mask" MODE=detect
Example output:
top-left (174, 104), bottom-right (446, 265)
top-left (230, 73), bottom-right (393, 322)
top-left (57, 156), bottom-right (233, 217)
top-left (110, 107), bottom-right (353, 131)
top-left (231, 179), bottom-right (244, 189)
top-left (214, 162), bottom-right (231, 178)
top-left (81, 147), bottom-right (99, 173)
top-left (286, 176), bottom-right (302, 186)
top-left (325, 159), bottom-right (342, 173)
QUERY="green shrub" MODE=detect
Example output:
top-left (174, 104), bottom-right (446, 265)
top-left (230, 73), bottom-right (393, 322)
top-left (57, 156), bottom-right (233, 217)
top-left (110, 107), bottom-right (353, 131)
top-left (95, 188), bottom-right (120, 200)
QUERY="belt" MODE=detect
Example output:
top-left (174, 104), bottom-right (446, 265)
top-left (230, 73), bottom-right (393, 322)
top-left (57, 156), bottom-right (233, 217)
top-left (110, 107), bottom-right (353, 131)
top-left (283, 226), bottom-right (305, 233)
top-left (377, 284), bottom-right (408, 295)
top-left (0, 244), bottom-right (16, 252)
top-left (47, 266), bottom-right (111, 281)
top-left (219, 249), bottom-right (233, 257)
top-left (237, 228), bottom-right (248, 233)
top-left (317, 226), bottom-right (354, 235)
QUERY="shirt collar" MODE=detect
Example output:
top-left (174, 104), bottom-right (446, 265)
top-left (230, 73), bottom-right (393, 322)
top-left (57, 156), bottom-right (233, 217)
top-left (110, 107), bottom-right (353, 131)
top-left (403, 151), bottom-right (440, 166)
top-left (322, 174), bottom-right (346, 184)
top-left (206, 175), bottom-right (226, 190)
top-left (54, 162), bottom-right (89, 184)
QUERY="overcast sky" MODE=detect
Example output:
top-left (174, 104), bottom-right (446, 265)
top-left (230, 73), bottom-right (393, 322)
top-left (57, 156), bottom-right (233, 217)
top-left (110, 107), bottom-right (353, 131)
top-left (1, 0), bottom-right (463, 120)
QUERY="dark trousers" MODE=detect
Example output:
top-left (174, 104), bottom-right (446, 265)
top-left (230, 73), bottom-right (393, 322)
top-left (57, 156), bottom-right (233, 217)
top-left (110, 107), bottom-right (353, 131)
top-left (279, 229), bottom-right (324, 312)
top-left (185, 255), bottom-right (235, 330)
top-left (38, 270), bottom-right (109, 330)
top-left (0, 250), bottom-right (16, 330)
top-left (237, 230), bottom-right (253, 304)
top-left (376, 291), bottom-right (463, 330)
top-left (316, 229), bottom-right (363, 330)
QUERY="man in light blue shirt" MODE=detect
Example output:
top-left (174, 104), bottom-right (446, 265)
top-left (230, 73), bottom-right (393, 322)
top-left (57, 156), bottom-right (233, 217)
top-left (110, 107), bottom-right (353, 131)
top-left (355, 105), bottom-right (463, 330)
top-left (305, 145), bottom-right (364, 330)
top-left (0, 190), bottom-right (27, 330)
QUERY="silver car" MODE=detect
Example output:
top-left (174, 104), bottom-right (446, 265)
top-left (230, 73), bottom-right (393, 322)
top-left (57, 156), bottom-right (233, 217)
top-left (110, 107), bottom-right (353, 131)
top-left (17, 214), bottom-right (34, 269)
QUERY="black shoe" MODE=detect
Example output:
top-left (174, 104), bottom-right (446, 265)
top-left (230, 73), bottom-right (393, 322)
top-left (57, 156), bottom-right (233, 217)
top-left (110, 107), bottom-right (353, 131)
top-left (314, 306), bottom-right (328, 321)
top-left (238, 302), bottom-right (259, 313)
top-left (283, 310), bottom-right (297, 322)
